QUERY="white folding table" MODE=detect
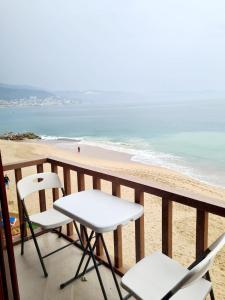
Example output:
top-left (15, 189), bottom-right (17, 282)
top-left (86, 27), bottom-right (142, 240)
top-left (53, 189), bottom-right (144, 299)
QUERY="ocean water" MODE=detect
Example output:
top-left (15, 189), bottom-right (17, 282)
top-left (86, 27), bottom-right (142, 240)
top-left (1, 96), bottom-right (225, 187)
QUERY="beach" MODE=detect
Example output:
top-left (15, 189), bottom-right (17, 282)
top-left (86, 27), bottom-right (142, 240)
top-left (1, 139), bottom-right (225, 299)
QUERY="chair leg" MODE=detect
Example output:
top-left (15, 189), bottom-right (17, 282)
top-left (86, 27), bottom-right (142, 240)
top-left (20, 218), bottom-right (25, 255)
top-left (59, 226), bottom-right (62, 236)
top-left (123, 294), bottom-right (132, 300)
top-left (27, 219), bottom-right (48, 277)
top-left (205, 272), bottom-right (215, 300)
top-left (55, 226), bottom-right (62, 238)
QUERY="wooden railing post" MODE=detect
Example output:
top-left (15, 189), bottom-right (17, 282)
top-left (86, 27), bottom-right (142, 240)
top-left (112, 182), bottom-right (123, 269)
top-left (93, 177), bottom-right (104, 256)
top-left (162, 196), bottom-right (173, 257)
top-left (196, 209), bottom-right (208, 257)
top-left (93, 177), bottom-right (101, 190)
top-left (77, 172), bottom-right (85, 243)
top-left (51, 164), bottom-right (59, 201)
top-left (36, 164), bottom-right (46, 212)
top-left (135, 189), bottom-right (145, 262)
top-left (15, 168), bottom-right (27, 237)
top-left (77, 172), bottom-right (85, 192)
top-left (63, 167), bottom-right (73, 236)
top-left (0, 153), bottom-right (20, 300)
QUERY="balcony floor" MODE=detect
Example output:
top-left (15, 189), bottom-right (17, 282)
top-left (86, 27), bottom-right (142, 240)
top-left (14, 233), bottom-right (130, 300)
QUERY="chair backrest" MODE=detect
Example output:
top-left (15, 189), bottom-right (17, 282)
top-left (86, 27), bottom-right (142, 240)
top-left (183, 232), bottom-right (225, 288)
top-left (169, 232), bottom-right (225, 295)
top-left (17, 172), bottom-right (63, 200)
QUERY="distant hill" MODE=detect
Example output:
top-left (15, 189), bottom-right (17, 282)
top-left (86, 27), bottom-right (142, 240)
top-left (0, 83), bottom-right (142, 102)
top-left (0, 83), bottom-right (53, 100)
top-left (55, 90), bottom-right (144, 102)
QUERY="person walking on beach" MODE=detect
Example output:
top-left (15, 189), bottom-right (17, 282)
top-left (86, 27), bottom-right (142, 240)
top-left (4, 174), bottom-right (10, 189)
top-left (77, 146), bottom-right (80, 153)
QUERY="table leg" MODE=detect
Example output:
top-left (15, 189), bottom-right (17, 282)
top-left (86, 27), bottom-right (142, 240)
top-left (73, 220), bottom-right (85, 249)
top-left (60, 230), bottom-right (96, 289)
top-left (83, 228), bottom-right (108, 300)
top-left (60, 228), bottom-right (123, 300)
top-left (81, 238), bottom-right (97, 276)
top-left (99, 233), bottom-right (123, 300)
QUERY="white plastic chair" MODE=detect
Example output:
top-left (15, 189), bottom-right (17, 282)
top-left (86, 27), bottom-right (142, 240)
top-left (17, 172), bottom-right (74, 277)
top-left (121, 232), bottom-right (225, 299)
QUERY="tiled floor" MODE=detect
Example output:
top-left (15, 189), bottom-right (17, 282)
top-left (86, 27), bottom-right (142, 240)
top-left (14, 233), bottom-right (130, 300)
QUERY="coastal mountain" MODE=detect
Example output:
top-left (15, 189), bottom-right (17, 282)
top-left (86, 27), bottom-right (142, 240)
top-left (1, 83), bottom-right (224, 105)
top-left (0, 83), bottom-right (145, 103)
top-left (0, 83), bottom-right (53, 100)
top-left (54, 90), bottom-right (144, 102)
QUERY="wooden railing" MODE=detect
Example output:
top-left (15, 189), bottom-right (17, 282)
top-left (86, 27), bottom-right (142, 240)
top-left (3, 156), bottom-right (225, 274)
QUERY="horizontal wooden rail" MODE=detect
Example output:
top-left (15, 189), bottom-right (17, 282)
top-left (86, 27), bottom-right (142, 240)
top-left (3, 158), bottom-right (47, 171)
top-left (47, 156), bottom-right (225, 217)
top-left (4, 156), bottom-right (225, 218)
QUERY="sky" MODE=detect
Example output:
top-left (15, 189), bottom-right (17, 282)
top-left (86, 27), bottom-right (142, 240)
top-left (0, 0), bottom-right (225, 93)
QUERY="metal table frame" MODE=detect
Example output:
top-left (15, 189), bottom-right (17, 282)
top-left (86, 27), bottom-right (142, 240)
top-left (60, 227), bottom-right (123, 300)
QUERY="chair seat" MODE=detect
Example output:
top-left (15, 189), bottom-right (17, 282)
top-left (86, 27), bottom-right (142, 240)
top-left (121, 252), bottom-right (211, 300)
top-left (30, 208), bottom-right (72, 230)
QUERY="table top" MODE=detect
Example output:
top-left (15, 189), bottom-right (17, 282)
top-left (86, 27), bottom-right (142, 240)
top-left (53, 189), bottom-right (144, 233)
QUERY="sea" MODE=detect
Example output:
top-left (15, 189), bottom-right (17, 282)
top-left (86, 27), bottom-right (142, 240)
top-left (1, 93), bottom-right (225, 188)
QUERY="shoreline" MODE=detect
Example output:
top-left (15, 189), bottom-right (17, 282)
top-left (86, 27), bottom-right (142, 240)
top-left (2, 138), bottom-right (225, 202)
top-left (1, 130), bottom-right (225, 189)
top-left (38, 138), bottom-right (225, 191)
top-left (37, 138), bottom-right (132, 162)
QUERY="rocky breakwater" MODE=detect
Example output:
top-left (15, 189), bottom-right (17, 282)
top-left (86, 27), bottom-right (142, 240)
top-left (0, 132), bottom-right (41, 141)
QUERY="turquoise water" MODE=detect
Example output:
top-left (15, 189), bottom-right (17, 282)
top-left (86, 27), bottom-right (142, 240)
top-left (1, 97), bottom-right (225, 187)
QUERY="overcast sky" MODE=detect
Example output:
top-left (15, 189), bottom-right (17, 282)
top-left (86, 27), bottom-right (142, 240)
top-left (0, 0), bottom-right (225, 93)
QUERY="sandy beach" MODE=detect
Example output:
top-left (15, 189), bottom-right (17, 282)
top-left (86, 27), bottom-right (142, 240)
top-left (1, 139), bottom-right (225, 299)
